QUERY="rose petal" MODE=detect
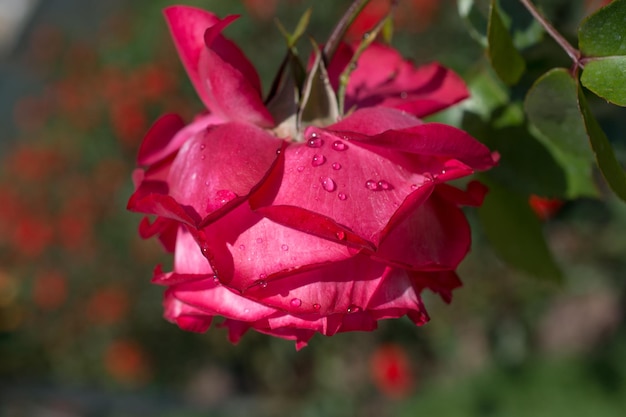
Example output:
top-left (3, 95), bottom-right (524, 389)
top-left (345, 43), bottom-right (469, 118)
top-left (167, 122), bottom-right (282, 222)
top-left (250, 118), bottom-right (449, 246)
top-left (243, 254), bottom-right (420, 316)
top-left (376, 191), bottom-right (471, 270)
top-left (164, 6), bottom-right (272, 126)
top-left (193, 201), bottom-right (353, 292)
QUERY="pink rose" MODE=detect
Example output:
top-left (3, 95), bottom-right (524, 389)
top-left (128, 6), bottom-right (497, 349)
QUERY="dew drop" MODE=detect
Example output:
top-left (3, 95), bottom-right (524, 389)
top-left (307, 133), bottom-right (324, 148)
top-left (320, 177), bottom-right (336, 192)
top-left (244, 308), bottom-right (250, 313)
top-left (276, 148), bottom-right (282, 155)
top-left (311, 154), bottom-right (326, 167)
top-left (238, 244), bottom-right (245, 250)
top-left (281, 244), bottom-right (289, 251)
top-left (332, 141), bottom-right (347, 151)
top-left (256, 237), bottom-right (263, 244)
top-left (290, 298), bottom-right (302, 308)
top-left (332, 162), bottom-right (342, 170)
top-left (200, 154), bottom-right (206, 160)
top-left (336, 231), bottom-right (346, 240)
top-left (400, 91), bottom-right (408, 99)
top-left (200, 144), bottom-right (206, 150)
top-left (441, 169), bottom-right (447, 174)
top-left (297, 166), bottom-right (305, 172)
top-left (365, 179), bottom-right (379, 191)
top-left (377, 180), bottom-right (391, 190)
top-left (313, 303), bottom-right (321, 311)
top-left (411, 184), bottom-right (419, 190)
top-left (257, 279), bottom-right (268, 288)
top-left (259, 273), bottom-right (267, 279)
top-left (423, 172), bottom-right (434, 181)
top-left (338, 192), bottom-right (347, 201)
top-left (212, 275), bottom-right (220, 284)
top-left (347, 304), bottom-right (362, 314)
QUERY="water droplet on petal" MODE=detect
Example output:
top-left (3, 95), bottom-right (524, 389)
top-left (336, 231), bottom-right (346, 240)
top-left (275, 148), bottom-right (282, 155)
top-left (200, 144), bottom-right (206, 150)
top-left (297, 166), bottom-right (305, 172)
top-left (200, 154), bottom-right (206, 160)
top-left (332, 141), bottom-right (347, 151)
top-left (400, 91), bottom-right (408, 99)
top-left (411, 184), bottom-right (419, 190)
top-left (320, 177), bottom-right (336, 192)
top-left (365, 180), bottom-right (379, 191)
top-left (423, 173), bottom-right (434, 181)
top-left (244, 308), bottom-right (250, 313)
top-left (347, 304), bottom-right (362, 314)
top-left (281, 244), bottom-right (289, 251)
top-left (307, 133), bottom-right (324, 148)
top-left (312, 154), bottom-right (326, 167)
top-left (313, 303), bottom-right (321, 311)
top-left (212, 275), bottom-right (220, 284)
top-left (441, 169), bottom-right (447, 174)
top-left (257, 279), bottom-right (268, 288)
top-left (290, 298), bottom-right (302, 308)
top-left (332, 162), bottom-right (342, 170)
top-left (256, 238), bottom-right (263, 244)
top-left (338, 192), bottom-right (347, 201)
top-left (239, 244), bottom-right (245, 250)
top-left (377, 180), bottom-right (391, 190)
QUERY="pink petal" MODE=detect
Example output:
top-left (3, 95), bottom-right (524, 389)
top-left (345, 43), bottom-right (469, 118)
top-left (242, 254), bottom-right (417, 316)
top-left (164, 6), bottom-right (272, 126)
top-left (167, 122), bottom-right (282, 222)
top-left (250, 121), bottom-right (451, 246)
top-left (193, 201), bottom-right (353, 292)
top-left (163, 6), bottom-right (222, 109)
top-left (331, 109), bottom-right (497, 171)
top-left (199, 37), bottom-right (274, 127)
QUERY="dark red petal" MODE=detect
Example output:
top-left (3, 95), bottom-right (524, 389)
top-left (411, 270), bottom-right (463, 304)
top-left (376, 191), bottom-right (471, 270)
top-left (137, 114), bottom-right (184, 166)
top-left (345, 43), bottom-right (469, 118)
top-left (138, 113), bottom-right (224, 166)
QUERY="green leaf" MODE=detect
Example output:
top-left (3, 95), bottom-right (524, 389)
top-left (580, 57), bottom-right (626, 106)
top-left (478, 178), bottom-right (562, 282)
top-left (524, 68), bottom-right (598, 198)
top-left (577, 85), bottom-right (626, 202)
top-left (525, 69), bottom-right (592, 158)
top-left (486, 0), bottom-right (526, 85)
top-left (578, 0), bottom-right (626, 105)
top-left (579, 0), bottom-right (626, 57)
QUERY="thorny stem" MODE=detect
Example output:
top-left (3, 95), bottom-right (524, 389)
top-left (323, 0), bottom-right (370, 60)
top-left (519, 0), bottom-right (582, 69)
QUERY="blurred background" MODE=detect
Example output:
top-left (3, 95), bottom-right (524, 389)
top-left (1, 0), bottom-right (625, 416)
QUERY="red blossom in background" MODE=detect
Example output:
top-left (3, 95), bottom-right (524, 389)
top-left (128, 5), bottom-right (496, 348)
top-left (529, 195), bottom-right (564, 221)
top-left (370, 344), bottom-right (415, 398)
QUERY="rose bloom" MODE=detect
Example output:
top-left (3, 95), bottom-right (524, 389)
top-left (128, 6), bottom-right (497, 349)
